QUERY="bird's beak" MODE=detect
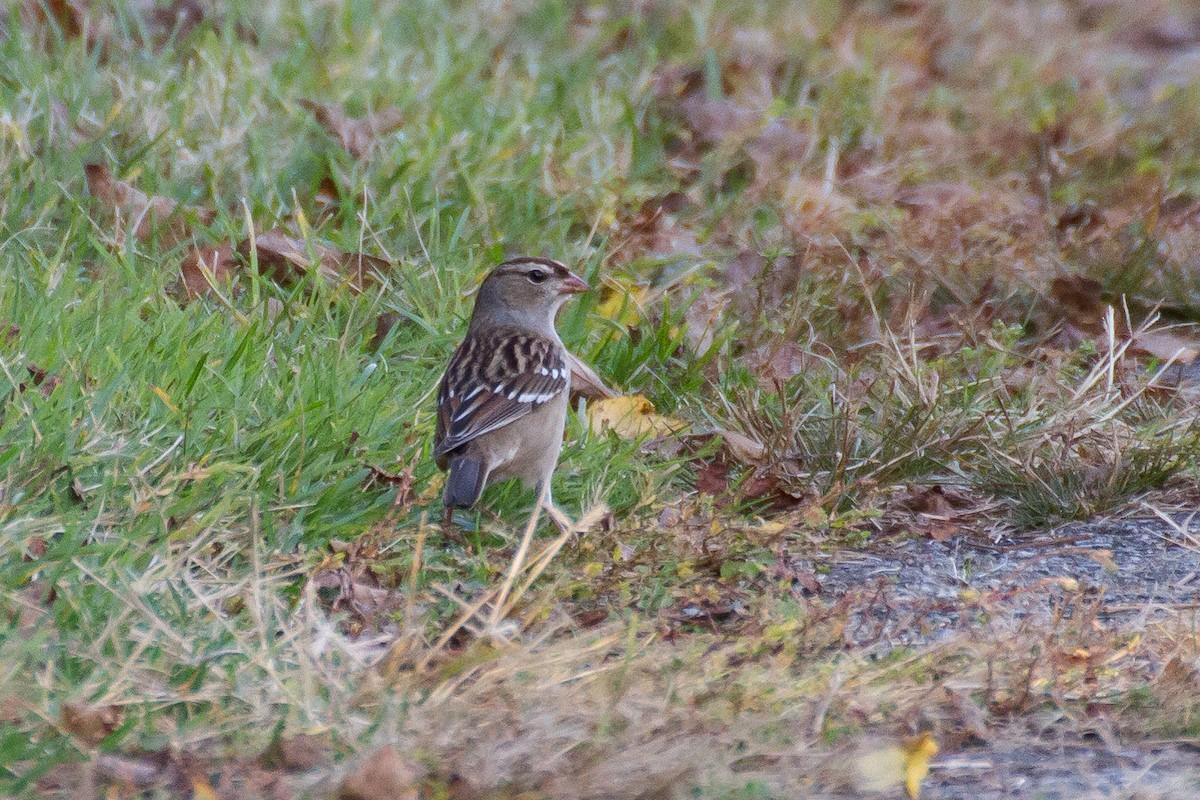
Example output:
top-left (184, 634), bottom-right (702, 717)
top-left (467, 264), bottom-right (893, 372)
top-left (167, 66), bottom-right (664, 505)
top-left (560, 271), bottom-right (590, 295)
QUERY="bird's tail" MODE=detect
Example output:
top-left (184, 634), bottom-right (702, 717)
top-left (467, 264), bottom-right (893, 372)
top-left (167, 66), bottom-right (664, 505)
top-left (444, 456), bottom-right (487, 509)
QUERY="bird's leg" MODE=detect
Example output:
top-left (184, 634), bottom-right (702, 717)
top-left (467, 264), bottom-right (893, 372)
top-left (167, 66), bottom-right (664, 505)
top-left (440, 505), bottom-right (467, 544)
top-left (536, 482), bottom-right (573, 532)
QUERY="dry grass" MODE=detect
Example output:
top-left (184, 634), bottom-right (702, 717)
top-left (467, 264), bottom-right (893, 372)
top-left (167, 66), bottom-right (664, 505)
top-left (6, 0), bottom-right (1200, 797)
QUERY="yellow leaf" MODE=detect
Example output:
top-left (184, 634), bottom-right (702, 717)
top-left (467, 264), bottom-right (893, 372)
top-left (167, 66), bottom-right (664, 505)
top-left (595, 282), bottom-right (648, 329)
top-left (586, 394), bottom-right (688, 439)
top-left (191, 778), bottom-right (220, 800)
top-left (903, 732), bottom-right (938, 799)
top-left (855, 733), bottom-right (938, 799)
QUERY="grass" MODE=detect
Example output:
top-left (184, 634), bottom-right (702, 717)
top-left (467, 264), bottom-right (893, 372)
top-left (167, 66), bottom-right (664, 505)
top-left (5, 0), bottom-right (1200, 797)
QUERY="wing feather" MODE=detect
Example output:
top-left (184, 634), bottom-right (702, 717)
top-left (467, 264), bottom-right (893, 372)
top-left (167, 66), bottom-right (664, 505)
top-left (434, 329), bottom-right (569, 458)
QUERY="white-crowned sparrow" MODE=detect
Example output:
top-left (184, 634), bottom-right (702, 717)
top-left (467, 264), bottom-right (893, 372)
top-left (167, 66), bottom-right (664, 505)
top-left (434, 257), bottom-right (589, 514)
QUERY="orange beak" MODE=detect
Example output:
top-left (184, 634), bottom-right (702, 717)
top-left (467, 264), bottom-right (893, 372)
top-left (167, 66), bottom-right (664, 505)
top-left (560, 271), bottom-right (590, 295)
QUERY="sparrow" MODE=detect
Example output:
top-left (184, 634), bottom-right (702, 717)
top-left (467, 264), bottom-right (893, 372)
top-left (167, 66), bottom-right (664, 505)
top-left (434, 257), bottom-right (589, 516)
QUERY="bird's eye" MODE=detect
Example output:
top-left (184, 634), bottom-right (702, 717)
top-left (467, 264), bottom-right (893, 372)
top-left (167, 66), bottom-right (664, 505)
top-left (527, 269), bottom-right (548, 284)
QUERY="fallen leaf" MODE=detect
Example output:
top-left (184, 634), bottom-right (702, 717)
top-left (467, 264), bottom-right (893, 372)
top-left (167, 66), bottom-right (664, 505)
top-left (363, 463), bottom-right (417, 511)
top-left (140, 0), bottom-right (210, 44)
top-left (338, 745), bottom-right (421, 800)
top-left (716, 428), bottom-right (766, 463)
top-left (179, 243), bottom-right (236, 298)
top-left (745, 119), bottom-right (811, 186)
top-left (238, 229), bottom-right (389, 292)
top-left (23, 363), bottom-right (62, 398)
top-left (23, 0), bottom-right (84, 38)
top-left (1131, 328), bottom-right (1199, 364)
top-left (903, 733), bottom-right (938, 799)
top-left (85, 163), bottom-right (216, 247)
top-left (855, 733), bottom-right (938, 799)
top-left (60, 701), bottom-right (122, 746)
top-left (902, 486), bottom-right (955, 517)
top-left (370, 312), bottom-right (404, 351)
top-left (695, 459), bottom-right (732, 496)
top-left (613, 194), bottom-right (702, 264)
top-left (301, 101), bottom-right (404, 159)
top-left (85, 163), bottom-right (214, 248)
top-left (564, 349), bottom-right (616, 400)
top-left (587, 394), bottom-right (688, 439)
top-left (311, 567), bottom-right (399, 617)
top-left (263, 731), bottom-right (332, 772)
top-left (595, 280), bottom-right (648, 329)
top-left (1155, 654), bottom-right (1200, 708)
top-left (93, 752), bottom-right (169, 789)
top-left (924, 520), bottom-right (961, 542)
top-left (24, 535), bottom-right (48, 559)
top-left (190, 776), bottom-right (220, 800)
top-left (315, 174), bottom-right (341, 213)
top-left (1049, 275), bottom-right (1105, 336)
top-left (744, 340), bottom-right (813, 386)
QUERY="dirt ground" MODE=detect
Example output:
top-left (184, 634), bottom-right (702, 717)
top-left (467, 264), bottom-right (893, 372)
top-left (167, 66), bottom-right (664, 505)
top-left (812, 515), bottom-right (1200, 799)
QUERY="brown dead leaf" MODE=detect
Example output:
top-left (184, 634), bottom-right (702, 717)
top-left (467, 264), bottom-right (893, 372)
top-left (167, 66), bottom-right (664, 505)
top-left (1049, 275), bottom-right (1106, 337)
top-left (1046, 275), bottom-right (1200, 363)
top-left (85, 163), bottom-right (214, 248)
top-left (140, 0), bottom-right (210, 44)
top-left (695, 459), bottom-right (732, 496)
top-left (24, 535), bottom-right (48, 560)
top-left (717, 428), bottom-right (767, 464)
top-left (238, 230), bottom-right (389, 292)
top-left (678, 95), bottom-right (761, 148)
top-left (924, 520), bottom-right (961, 542)
top-left (302, 101), bottom-right (404, 159)
top-left (1155, 653), bottom-right (1200, 705)
top-left (564, 349), bottom-right (616, 400)
top-left (1131, 328), bottom-right (1200, 364)
top-left (23, 363), bottom-right (62, 398)
top-left (682, 290), bottom-right (728, 355)
top-left (179, 243), bottom-right (236, 298)
top-left (370, 312), bottom-right (403, 351)
top-left (22, 0), bottom-right (85, 39)
top-left (60, 701), bottom-right (122, 746)
top-left (903, 486), bottom-right (955, 517)
top-left (744, 340), bottom-right (812, 386)
top-left (363, 463), bottom-right (416, 509)
top-left (27, 0), bottom-right (215, 51)
top-left (94, 752), bottom-right (170, 789)
top-left (768, 554), bottom-right (822, 594)
top-left (740, 472), bottom-right (804, 510)
top-left (338, 746), bottom-right (421, 800)
top-left (263, 732), bottom-right (333, 773)
top-left (613, 194), bottom-right (701, 264)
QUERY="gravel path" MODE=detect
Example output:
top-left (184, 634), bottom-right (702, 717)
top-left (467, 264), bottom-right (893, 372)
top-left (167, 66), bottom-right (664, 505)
top-left (804, 516), bottom-right (1200, 799)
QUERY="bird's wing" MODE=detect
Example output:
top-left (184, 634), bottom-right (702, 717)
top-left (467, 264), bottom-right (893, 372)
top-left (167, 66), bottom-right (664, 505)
top-left (435, 329), bottom-right (569, 458)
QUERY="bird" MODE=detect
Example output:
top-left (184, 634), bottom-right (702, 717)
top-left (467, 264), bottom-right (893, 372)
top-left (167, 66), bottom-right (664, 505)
top-left (434, 257), bottom-right (589, 520)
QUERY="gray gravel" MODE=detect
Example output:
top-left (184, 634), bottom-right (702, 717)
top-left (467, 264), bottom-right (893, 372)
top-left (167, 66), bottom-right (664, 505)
top-left (802, 516), bottom-right (1200, 799)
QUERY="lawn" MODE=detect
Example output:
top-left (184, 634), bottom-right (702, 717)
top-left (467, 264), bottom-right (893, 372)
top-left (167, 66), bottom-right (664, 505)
top-left (4, 0), bottom-right (1200, 797)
